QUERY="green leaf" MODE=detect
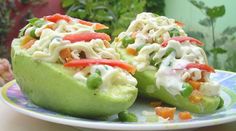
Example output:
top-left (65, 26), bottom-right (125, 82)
top-left (222, 26), bottom-right (236, 35)
top-left (206, 5), bottom-right (225, 19)
top-left (28, 18), bottom-right (45, 28)
top-left (210, 47), bottom-right (227, 54)
top-left (189, 0), bottom-right (205, 9)
top-left (215, 36), bottom-right (228, 46)
top-left (199, 18), bottom-right (211, 27)
top-left (62, 0), bottom-right (75, 8)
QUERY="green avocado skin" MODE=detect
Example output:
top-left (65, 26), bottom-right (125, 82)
top-left (11, 39), bottom-right (138, 118)
top-left (118, 48), bottom-right (220, 114)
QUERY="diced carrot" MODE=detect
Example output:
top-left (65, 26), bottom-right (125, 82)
top-left (103, 40), bottom-right (110, 48)
top-left (150, 101), bottom-right (162, 107)
top-left (155, 107), bottom-right (176, 120)
top-left (126, 47), bottom-right (137, 56)
top-left (78, 19), bottom-right (108, 30)
top-left (198, 72), bottom-right (206, 82)
top-left (60, 48), bottom-right (72, 62)
top-left (188, 80), bottom-right (201, 90)
top-left (21, 35), bottom-right (34, 46)
top-left (21, 39), bottom-right (36, 49)
top-left (178, 111), bottom-right (192, 120)
top-left (94, 23), bottom-right (109, 30)
top-left (189, 90), bottom-right (203, 104)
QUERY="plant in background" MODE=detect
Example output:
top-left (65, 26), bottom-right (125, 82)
top-left (189, 0), bottom-right (236, 70)
top-left (61, 0), bottom-right (165, 38)
top-left (0, 0), bottom-right (15, 59)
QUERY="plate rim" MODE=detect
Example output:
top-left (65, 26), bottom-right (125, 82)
top-left (1, 70), bottom-right (236, 130)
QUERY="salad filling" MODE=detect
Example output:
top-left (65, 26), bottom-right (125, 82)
top-left (114, 12), bottom-right (221, 104)
top-left (19, 14), bottom-right (137, 92)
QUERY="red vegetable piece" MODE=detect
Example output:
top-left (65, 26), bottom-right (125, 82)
top-left (45, 13), bottom-right (71, 23)
top-left (161, 36), bottom-right (204, 47)
top-left (186, 63), bottom-right (215, 73)
top-left (64, 59), bottom-right (136, 74)
top-left (63, 32), bottom-right (111, 42)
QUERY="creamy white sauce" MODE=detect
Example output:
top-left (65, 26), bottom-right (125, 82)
top-left (200, 81), bottom-right (220, 96)
top-left (73, 65), bottom-right (137, 88)
top-left (155, 40), bottom-right (220, 96)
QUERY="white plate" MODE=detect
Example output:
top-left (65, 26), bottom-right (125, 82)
top-left (1, 70), bottom-right (236, 130)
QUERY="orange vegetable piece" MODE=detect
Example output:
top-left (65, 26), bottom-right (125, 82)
top-left (189, 90), bottom-right (203, 104)
top-left (103, 40), bottom-right (110, 48)
top-left (94, 23), bottom-right (109, 30)
top-left (188, 80), bottom-right (201, 90)
top-left (126, 48), bottom-right (137, 56)
top-left (60, 48), bottom-right (72, 62)
top-left (155, 107), bottom-right (176, 120)
top-left (197, 72), bottom-right (206, 82)
top-left (178, 111), bottom-right (192, 120)
top-left (21, 35), bottom-right (34, 46)
top-left (78, 19), bottom-right (108, 30)
top-left (21, 39), bottom-right (36, 49)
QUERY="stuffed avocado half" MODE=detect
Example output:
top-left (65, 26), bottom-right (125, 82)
top-left (114, 12), bottom-right (223, 114)
top-left (11, 14), bottom-right (138, 118)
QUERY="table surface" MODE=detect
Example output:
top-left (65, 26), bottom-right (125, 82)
top-left (1, 92), bottom-right (236, 131)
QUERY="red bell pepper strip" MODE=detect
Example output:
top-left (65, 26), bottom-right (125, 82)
top-left (186, 63), bottom-right (215, 73)
top-left (78, 19), bottom-right (108, 30)
top-left (161, 36), bottom-right (204, 47)
top-left (175, 20), bottom-right (184, 27)
top-left (45, 13), bottom-right (71, 23)
top-left (64, 59), bottom-right (136, 74)
top-left (63, 32), bottom-right (111, 43)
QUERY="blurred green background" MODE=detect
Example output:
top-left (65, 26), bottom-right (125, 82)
top-left (0, 0), bottom-right (235, 71)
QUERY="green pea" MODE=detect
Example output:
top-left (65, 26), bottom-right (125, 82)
top-left (121, 36), bottom-right (135, 48)
top-left (181, 83), bottom-right (193, 97)
top-left (168, 28), bottom-right (180, 37)
top-left (86, 73), bottom-right (102, 90)
top-left (118, 110), bottom-right (138, 122)
top-left (217, 97), bottom-right (224, 109)
top-left (30, 28), bottom-right (39, 39)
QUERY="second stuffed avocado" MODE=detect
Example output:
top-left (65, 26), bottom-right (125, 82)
top-left (11, 14), bottom-right (138, 118)
top-left (114, 12), bottom-right (223, 114)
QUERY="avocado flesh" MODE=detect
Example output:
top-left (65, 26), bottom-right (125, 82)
top-left (118, 48), bottom-right (220, 114)
top-left (11, 39), bottom-right (138, 118)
